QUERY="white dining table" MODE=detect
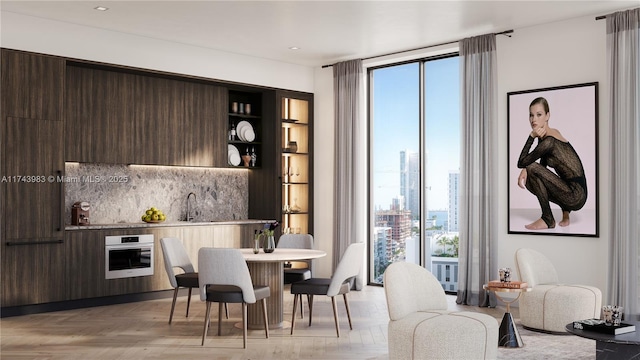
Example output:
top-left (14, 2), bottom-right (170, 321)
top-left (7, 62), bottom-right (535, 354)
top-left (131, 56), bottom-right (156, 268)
top-left (239, 248), bottom-right (326, 329)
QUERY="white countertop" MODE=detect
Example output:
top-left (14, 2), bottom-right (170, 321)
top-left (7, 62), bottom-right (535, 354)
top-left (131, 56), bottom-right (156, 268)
top-left (65, 219), bottom-right (274, 231)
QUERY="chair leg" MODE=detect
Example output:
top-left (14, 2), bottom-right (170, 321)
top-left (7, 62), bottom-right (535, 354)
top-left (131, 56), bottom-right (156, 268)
top-left (201, 301), bottom-right (212, 346)
top-left (261, 298), bottom-right (270, 339)
top-left (225, 302), bottom-right (229, 319)
top-left (169, 287), bottom-right (179, 324)
top-left (185, 287), bottom-right (192, 317)
top-left (308, 294), bottom-right (314, 327)
top-left (331, 296), bottom-right (340, 337)
top-left (290, 294), bottom-right (299, 335)
top-left (218, 302), bottom-right (223, 336)
top-left (343, 293), bottom-right (353, 330)
top-left (242, 303), bottom-right (248, 349)
top-left (299, 296), bottom-right (304, 319)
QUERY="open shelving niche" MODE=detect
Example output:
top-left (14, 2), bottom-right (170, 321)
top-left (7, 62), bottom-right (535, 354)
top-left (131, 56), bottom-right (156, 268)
top-left (228, 90), bottom-right (263, 168)
top-left (281, 97), bottom-right (311, 235)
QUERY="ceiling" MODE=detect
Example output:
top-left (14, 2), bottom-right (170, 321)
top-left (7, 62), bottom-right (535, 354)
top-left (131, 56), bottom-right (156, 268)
top-left (2, 1), bottom-right (638, 67)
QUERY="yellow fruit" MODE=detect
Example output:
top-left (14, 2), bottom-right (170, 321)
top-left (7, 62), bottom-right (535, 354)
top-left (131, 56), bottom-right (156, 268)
top-left (150, 207), bottom-right (157, 212)
top-left (152, 214), bottom-right (159, 221)
top-left (159, 214), bottom-right (166, 221)
top-left (141, 215), bottom-right (146, 221)
top-left (146, 209), bottom-right (153, 215)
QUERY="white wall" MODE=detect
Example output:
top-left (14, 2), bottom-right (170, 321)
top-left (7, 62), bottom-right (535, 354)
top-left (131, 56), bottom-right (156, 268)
top-left (496, 15), bottom-right (609, 300)
top-left (312, 15), bottom-right (611, 296)
top-left (0, 11), bottom-right (314, 92)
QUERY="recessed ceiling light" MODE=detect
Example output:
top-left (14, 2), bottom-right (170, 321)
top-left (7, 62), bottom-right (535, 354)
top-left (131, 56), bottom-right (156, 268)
top-left (289, 46), bottom-right (300, 50)
top-left (94, 6), bottom-right (109, 11)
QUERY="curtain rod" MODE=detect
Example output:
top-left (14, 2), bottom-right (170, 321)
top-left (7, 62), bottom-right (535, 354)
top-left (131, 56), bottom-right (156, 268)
top-left (321, 29), bottom-right (514, 68)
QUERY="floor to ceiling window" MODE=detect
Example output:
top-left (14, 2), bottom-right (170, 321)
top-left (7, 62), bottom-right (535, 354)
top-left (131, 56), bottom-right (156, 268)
top-left (369, 54), bottom-right (460, 289)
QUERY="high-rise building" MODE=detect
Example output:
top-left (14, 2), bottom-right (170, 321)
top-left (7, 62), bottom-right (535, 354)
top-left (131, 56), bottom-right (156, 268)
top-left (448, 170), bottom-right (460, 232)
top-left (400, 150), bottom-right (420, 219)
top-left (376, 206), bottom-right (412, 262)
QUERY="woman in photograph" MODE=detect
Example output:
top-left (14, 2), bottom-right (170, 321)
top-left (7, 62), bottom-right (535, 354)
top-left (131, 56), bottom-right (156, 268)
top-left (517, 97), bottom-right (587, 230)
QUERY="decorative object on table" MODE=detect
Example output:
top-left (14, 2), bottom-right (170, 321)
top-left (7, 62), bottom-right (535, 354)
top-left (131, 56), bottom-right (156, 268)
top-left (238, 102), bottom-right (245, 114)
top-left (499, 267), bottom-right (512, 282)
top-left (507, 82), bottom-right (599, 237)
top-left (487, 279), bottom-right (528, 289)
top-left (142, 206), bottom-right (166, 223)
top-left (573, 318), bottom-right (636, 335)
top-left (231, 102), bottom-right (238, 114)
top-left (603, 305), bottom-right (624, 326)
top-left (253, 230), bottom-right (262, 254)
top-left (260, 221), bottom-right (279, 253)
top-left (245, 103), bottom-right (251, 115)
top-left (514, 248), bottom-right (602, 333)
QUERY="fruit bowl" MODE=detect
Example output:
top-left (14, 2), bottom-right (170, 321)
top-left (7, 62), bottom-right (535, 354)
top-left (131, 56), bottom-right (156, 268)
top-left (143, 219), bottom-right (165, 224)
top-left (141, 207), bottom-right (166, 223)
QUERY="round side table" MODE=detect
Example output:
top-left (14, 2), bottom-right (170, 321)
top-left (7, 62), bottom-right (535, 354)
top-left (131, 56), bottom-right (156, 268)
top-left (483, 284), bottom-right (532, 348)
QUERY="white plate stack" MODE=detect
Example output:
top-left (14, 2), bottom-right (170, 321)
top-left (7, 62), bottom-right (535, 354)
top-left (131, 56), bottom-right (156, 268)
top-left (236, 121), bottom-right (255, 142)
top-left (228, 144), bottom-right (241, 166)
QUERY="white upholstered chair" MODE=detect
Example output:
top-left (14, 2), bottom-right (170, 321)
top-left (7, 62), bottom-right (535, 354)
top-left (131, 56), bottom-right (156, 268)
top-left (160, 237), bottom-right (200, 324)
top-left (198, 248), bottom-right (270, 348)
top-left (290, 242), bottom-right (365, 337)
top-left (514, 248), bottom-right (602, 333)
top-left (384, 262), bottom-right (498, 360)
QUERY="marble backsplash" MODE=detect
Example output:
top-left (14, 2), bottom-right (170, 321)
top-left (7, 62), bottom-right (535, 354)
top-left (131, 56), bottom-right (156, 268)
top-left (64, 163), bottom-right (248, 224)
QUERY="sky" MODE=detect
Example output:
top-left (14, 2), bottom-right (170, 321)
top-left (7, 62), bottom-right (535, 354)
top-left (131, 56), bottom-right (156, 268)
top-left (372, 56), bottom-right (460, 211)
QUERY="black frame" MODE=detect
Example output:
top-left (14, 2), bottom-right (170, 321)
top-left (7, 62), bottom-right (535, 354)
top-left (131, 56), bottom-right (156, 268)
top-left (507, 82), bottom-right (599, 237)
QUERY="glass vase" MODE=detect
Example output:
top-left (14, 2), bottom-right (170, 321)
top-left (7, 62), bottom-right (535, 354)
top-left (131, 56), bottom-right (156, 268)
top-left (253, 236), bottom-right (261, 254)
top-left (264, 235), bottom-right (275, 253)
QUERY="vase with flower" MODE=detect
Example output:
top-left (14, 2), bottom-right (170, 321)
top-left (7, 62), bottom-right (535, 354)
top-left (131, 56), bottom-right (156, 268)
top-left (261, 221), bottom-right (279, 253)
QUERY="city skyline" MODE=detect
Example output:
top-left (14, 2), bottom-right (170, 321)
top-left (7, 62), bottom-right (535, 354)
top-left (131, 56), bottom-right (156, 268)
top-left (372, 56), bottom-right (460, 211)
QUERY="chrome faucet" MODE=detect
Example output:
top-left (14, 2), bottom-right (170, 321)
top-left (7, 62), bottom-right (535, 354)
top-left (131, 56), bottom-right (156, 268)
top-left (186, 192), bottom-right (197, 222)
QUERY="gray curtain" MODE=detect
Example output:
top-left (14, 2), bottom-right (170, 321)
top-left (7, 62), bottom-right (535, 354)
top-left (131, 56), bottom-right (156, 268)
top-left (456, 34), bottom-right (498, 307)
top-left (606, 8), bottom-right (640, 316)
top-left (333, 59), bottom-right (364, 289)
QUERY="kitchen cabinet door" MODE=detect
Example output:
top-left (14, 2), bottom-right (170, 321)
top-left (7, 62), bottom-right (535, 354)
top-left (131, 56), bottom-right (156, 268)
top-left (184, 82), bottom-right (226, 167)
top-left (132, 76), bottom-right (184, 165)
top-left (1, 49), bottom-right (64, 121)
top-left (1, 117), bottom-right (66, 306)
top-left (2, 117), bottom-right (65, 241)
top-left (65, 66), bottom-right (135, 164)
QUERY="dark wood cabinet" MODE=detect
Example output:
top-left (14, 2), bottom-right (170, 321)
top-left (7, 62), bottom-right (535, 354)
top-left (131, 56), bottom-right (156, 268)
top-left (184, 82), bottom-right (227, 167)
top-left (132, 76), bottom-right (185, 165)
top-left (1, 49), bottom-right (64, 121)
top-left (65, 66), bottom-right (136, 163)
top-left (1, 49), bottom-right (66, 307)
top-left (1, 117), bottom-right (66, 307)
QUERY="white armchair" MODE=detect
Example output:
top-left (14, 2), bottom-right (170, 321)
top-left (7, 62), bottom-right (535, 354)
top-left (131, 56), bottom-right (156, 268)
top-left (514, 248), bottom-right (602, 333)
top-left (384, 262), bottom-right (498, 360)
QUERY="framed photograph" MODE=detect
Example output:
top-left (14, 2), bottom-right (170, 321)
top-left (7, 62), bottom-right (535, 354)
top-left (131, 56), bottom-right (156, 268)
top-left (507, 82), bottom-right (598, 237)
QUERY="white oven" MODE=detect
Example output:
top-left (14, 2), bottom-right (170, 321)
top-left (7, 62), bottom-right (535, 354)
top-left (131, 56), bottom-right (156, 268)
top-left (105, 234), bottom-right (154, 279)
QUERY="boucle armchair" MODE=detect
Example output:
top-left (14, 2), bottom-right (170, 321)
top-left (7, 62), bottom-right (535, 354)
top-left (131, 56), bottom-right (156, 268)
top-left (514, 248), bottom-right (602, 333)
top-left (383, 262), bottom-right (498, 360)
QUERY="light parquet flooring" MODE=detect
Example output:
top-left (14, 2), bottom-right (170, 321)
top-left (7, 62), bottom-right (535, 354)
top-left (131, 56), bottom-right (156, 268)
top-left (0, 285), bottom-right (550, 360)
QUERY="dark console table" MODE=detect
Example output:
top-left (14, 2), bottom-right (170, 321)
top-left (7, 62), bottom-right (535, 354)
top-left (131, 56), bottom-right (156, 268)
top-left (565, 321), bottom-right (640, 360)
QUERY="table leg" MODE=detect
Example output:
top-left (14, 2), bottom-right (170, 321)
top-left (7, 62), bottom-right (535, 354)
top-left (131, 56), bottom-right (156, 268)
top-left (499, 312), bottom-right (524, 348)
top-left (247, 262), bottom-right (283, 329)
